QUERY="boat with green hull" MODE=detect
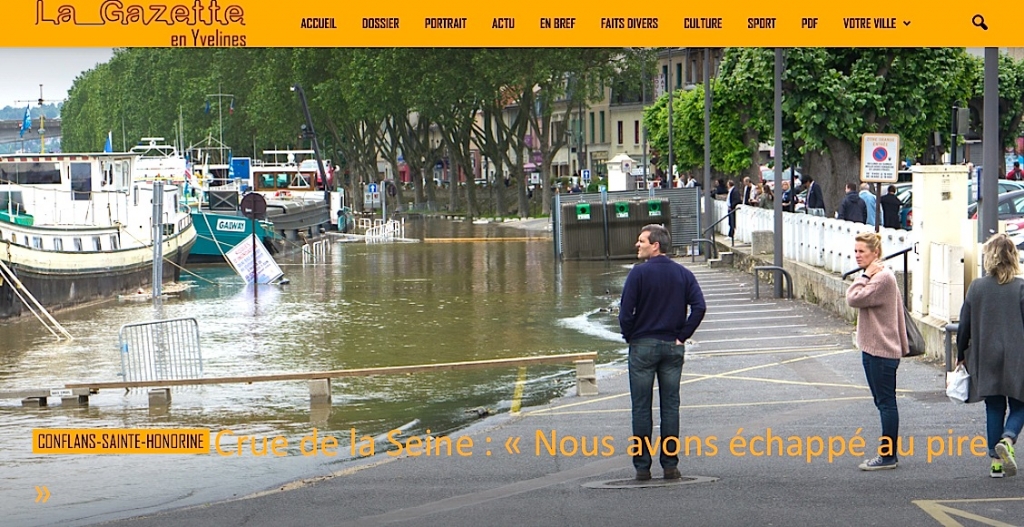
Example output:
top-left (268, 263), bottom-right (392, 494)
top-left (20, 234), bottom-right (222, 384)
top-left (189, 210), bottom-right (282, 263)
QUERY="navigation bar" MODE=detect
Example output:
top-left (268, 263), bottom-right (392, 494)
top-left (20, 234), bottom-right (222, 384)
top-left (4, 0), bottom-right (1019, 47)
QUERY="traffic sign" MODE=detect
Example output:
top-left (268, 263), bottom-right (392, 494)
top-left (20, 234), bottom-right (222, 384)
top-left (581, 169), bottom-right (591, 182)
top-left (860, 134), bottom-right (900, 183)
top-left (368, 183), bottom-right (378, 193)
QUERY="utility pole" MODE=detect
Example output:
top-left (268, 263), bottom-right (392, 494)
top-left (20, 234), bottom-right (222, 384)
top-left (667, 48), bottom-right (674, 183)
top-left (206, 85), bottom-right (234, 164)
top-left (16, 84), bottom-right (59, 154)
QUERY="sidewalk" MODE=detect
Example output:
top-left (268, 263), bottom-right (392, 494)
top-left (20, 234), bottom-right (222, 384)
top-left (95, 265), bottom-right (1020, 527)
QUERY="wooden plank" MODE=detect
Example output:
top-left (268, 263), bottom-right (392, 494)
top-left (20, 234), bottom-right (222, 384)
top-left (61, 352), bottom-right (598, 391)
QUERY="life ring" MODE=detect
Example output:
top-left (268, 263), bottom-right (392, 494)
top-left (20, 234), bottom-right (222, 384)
top-left (275, 190), bottom-right (292, 198)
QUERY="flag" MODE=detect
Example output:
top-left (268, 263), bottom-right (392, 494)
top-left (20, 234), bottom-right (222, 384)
top-left (204, 100), bottom-right (211, 114)
top-left (104, 131), bottom-right (113, 153)
top-left (229, 99), bottom-right (234, 115)
top-left (18, 106), bottom-right (30, 137)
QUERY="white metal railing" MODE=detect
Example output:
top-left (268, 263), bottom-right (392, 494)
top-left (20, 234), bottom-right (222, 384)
top-left (302, 239), bottom-right (331, 265)
top-left (710, 200), bottom-right (916, 274)
top-left (365, 219), bottom-right (405, 243)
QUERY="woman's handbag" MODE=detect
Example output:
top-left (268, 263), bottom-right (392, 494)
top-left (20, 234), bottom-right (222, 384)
top-left (904, 308), bottom-right (926, 357)
top-left (946, 364), bottom-right (970, 403)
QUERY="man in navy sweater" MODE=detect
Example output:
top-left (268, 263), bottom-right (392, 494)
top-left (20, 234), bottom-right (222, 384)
top-left (619, 224), bottom-right (706, 481)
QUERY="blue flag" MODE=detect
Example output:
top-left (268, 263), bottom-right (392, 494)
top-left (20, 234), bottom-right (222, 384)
top-left (204, 100), bottom-right (211, 114)
top-left (18, 106), bottom-right (30, 137)
top-left (104, 131), bottom-right (113, 153)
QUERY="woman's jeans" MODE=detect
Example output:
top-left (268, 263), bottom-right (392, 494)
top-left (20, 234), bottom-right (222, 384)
top-left (629, 338), bottom-right (685, 471)
top-left (862, 352), bottom-right (900, 459)
top-left (984, 396), bottom-right (1024, 458)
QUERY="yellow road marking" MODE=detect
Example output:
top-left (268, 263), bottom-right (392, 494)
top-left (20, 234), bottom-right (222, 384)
top-left (914, 498), bottom-right (1024, 527)
top-left (510, 366), bottom-right (527, 415)
top-left (526, 395), bottom-right (875, 417)
top-left (524, 349), bottom-right (854, 416)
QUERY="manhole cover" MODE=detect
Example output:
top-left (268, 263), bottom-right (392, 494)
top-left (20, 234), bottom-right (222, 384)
top-left (582, 475), bottom-right (718, 489)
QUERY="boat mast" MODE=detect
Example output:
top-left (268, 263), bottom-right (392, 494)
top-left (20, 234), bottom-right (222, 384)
top-left (206, 84), bottom-right (234, 165)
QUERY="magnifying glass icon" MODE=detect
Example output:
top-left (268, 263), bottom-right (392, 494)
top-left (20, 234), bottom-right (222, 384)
top-left (973, 14), bottom-right (989, 30)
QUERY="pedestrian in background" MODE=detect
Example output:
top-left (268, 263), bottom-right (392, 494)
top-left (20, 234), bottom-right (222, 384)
top-left (956, 233), bottom-right (1024, 478)
top-left (619, 224), bottom-right (706, 481)
top-left (859, 183), bottom-right (877, 227)
top-left (780, 180), bottom-right (794, 212)
top-left (838, 183), bottom-right (868, 224)
top-left (727, 180), bottom-right (741, 238)
top-left (880, 185), bottom-right (902, 229)
top-left (803, 175), bottom-right (825, 216)
top-left (846, 231), bottom-right (907, 470)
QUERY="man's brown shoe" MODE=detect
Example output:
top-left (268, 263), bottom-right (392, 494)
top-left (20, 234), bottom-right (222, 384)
top-left (635, 469), bottom-right (652, 481)
top-left (663, 468), bottom-right (681, 480)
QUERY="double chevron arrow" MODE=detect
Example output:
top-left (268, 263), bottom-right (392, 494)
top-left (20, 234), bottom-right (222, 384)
top-left (35, 486), bottom-right (50, 503)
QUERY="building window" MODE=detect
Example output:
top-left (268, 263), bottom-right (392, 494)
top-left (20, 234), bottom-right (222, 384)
top-left (53, 238), bottom-right (63, 251)
top-left (676, 63), bottom-right (683, 89)
top-left (635, 121), bottom-right (641, 144)
top-left (589, 112), bottom-right (595, 144)
top-left (662, 64), bottom-right (669, 92)
top-left (617, 121), bottom-right (623, 145)
top-left (73, 237), bottom-right (83, 251)
top-left (600, 111), bottom-right (605, 143)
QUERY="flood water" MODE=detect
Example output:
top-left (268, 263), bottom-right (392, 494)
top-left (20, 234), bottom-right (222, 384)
top-left (0, 218), bottom-right (632, 527)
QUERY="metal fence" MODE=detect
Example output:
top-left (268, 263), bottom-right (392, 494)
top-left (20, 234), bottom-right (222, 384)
top-left (118, 318), bottom-right (204, 383)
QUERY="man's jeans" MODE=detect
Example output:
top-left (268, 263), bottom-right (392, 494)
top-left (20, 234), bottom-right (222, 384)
top-left (862, 352), bottom-right (900, 459)
top-left (629, 338), bottom-right (685, 471)
top-left (985, 396), bottom-right (1024, 458)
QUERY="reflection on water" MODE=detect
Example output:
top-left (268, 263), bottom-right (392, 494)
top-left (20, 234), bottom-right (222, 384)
top-left (0, 219), bottom-right (629, 526)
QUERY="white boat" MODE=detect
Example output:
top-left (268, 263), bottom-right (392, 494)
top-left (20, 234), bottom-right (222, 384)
top-left (244, 150), bottom-right (335, 240)
top-left (0, 152), bottom-right (197, 319)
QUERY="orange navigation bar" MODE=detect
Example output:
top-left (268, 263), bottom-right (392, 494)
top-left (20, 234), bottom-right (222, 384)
top-left (2, 0), bottom-right (1020, 47)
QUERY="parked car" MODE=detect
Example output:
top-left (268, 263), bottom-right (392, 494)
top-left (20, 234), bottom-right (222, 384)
top-left (967, 189), bottom-right (1024, 233)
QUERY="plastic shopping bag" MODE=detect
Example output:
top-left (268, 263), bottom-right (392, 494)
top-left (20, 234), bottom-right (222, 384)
top-left (946, 364), bottom-right (970, 403)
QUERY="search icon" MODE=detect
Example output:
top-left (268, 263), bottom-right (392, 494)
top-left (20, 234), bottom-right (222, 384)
top-left (973, 14), bottom-right (989, 30)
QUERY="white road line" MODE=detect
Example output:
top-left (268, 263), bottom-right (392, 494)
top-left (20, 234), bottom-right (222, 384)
top-left (700, 315), bottom-right (804, 323)
top-left (695, 324), bottom-right (806, 333)
top-left (697, 334), bottom-right (833, 344)
top-left (689, 344), bottom-right (847, 355)
top-left (706, 309), bottom-right (795, 315)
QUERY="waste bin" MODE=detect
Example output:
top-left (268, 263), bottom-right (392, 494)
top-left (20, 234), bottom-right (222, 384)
top-left (561, 202), bottom-right (605, 260)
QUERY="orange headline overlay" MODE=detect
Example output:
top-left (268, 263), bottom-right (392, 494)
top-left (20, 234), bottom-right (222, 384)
top-left (33, 429), bottom-right (210, 454)
top-left (2, 0), bottom-right (1022, 47)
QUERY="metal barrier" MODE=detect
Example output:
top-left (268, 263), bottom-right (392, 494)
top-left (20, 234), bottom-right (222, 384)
top-left (118, 318), bottom-right (203, 383)
top-left (753, 266), bottom-right (793, 299)
top-left (302, 239), bottom-right (331, 264)
top-left (689, 238), bottom-right (718, 262)
top-left (365, 219), bottom-right (406, 243)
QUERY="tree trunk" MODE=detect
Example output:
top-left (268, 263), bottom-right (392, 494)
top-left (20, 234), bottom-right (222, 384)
top-left (807, 139), bottom-right (862, 216)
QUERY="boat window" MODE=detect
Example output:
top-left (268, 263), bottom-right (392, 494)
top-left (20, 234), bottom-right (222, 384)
top-left (110, 235), bottom-right (119, 250)
top-left (53, 238), bottom-right (63, 251)
top-left (70, 163), bottom-right (92, 201)
top-left (31, 236), bottom-right (42, 249)
top-left (277, 173), bottom-right (288, 188)
top-left (23, 236), bottom-right (29, 246)
top-left (291, 173), bottom-right (310, 189)
top-left (0, 162), bottom-right (61, 185)
top-left (260, 174), bottom-right (274, 189)
top-left (133, 185), bottom-right (139, 206)
top-left (73, 237), bottom-right (83, 251)
top-left (92, 237), bottom-right (102, 251)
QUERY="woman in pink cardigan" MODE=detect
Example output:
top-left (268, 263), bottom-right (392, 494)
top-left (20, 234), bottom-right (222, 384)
top-left (846, 232), bottom-right (909, 471)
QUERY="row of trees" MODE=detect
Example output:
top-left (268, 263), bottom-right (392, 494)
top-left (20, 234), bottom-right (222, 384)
top-left (646, 49), bottom-right (1024, 213)
top-left (61, 48), bottom-right (633, 219)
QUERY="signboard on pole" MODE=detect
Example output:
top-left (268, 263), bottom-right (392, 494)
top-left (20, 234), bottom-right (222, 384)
top-left (225, 235), bottom-right (284, 285)
top-left (860, 134), bottom-right (900, 183)
top-left (581, 168), bottom-right (591, 183)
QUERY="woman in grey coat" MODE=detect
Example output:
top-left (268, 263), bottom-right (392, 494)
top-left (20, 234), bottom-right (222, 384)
top-left (957, 233), bottom-right (1024, 478)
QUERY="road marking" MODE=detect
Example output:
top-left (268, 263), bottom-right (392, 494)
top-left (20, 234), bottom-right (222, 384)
top-left (914, 498), bottom-right (1024, 527)
top-left (700, 315), bottom-right (805, 323)
top-left (525, 395), bottom-right (876, 417)
top-left (695, 324), bottom-right (807, 333)
top-left (697, 334), bottom-right (833, 344)
top-left (683, 372), bottom-right (916, 393)
top-left (510, 366), bottom-right (527, 415)
top-left (689, 344), bottom-right (845, 356)
top-left (706, 309), bottom-right (795, 315)
top-left (705, 292), bottom-right (756, 297)
top-left (525, 349), bottom-right (852, 416)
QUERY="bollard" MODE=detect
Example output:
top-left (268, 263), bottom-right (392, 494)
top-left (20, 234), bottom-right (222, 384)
top-left (309, 379), bottom-right (332, 405)
top-left (752, 231), bottom-right (774, 254)
top-left (61, 396), bottom-right (89, 407)
top-left (575, 359), bottom-right (598, 396)
top-left (148, 388), bottom-right (172, 407)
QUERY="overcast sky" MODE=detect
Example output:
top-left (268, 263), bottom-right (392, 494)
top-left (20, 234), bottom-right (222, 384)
top-left (0, 49), bottom-right (114, 109)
